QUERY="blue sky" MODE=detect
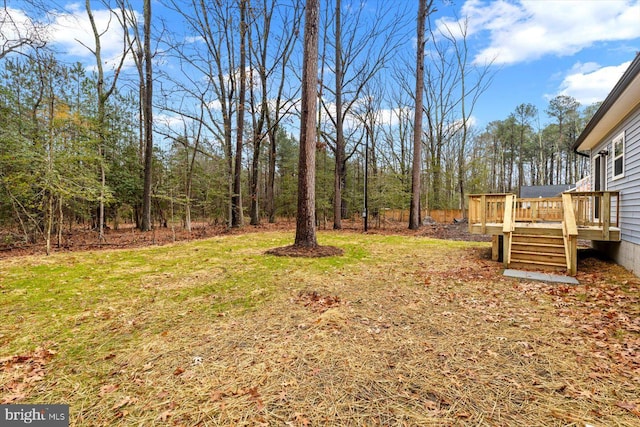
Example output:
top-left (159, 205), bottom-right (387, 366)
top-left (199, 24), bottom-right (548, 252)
top-left (4, 0), bottom-right (640, 131)
top-left (433, 0), bottom-right (640, 127)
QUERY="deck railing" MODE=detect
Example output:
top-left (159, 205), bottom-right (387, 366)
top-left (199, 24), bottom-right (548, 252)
top-left (569, 191), bottom-right (619, 227)
top-left (514, 198), bottom-right (564, 222)
top-left (468, 193), bottom-right (512, 233)
top-left (468, 191), bottom-right (619, 232)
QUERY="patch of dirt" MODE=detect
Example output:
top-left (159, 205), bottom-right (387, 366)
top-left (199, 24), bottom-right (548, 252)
top-left (265, 244), bottom-right (344, 258)
top-left (417, 222), bottom-right (492, 242)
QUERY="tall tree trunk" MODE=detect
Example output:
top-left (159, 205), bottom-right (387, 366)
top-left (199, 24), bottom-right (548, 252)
top-left (184, 119), bottom-right (203, 233)
top-left (249, 144), bottom-right (260, 225)
top-left (87, 0), bottom-right (125, 242)
top-left (141, 0), bottom-right (154, 231)
top-left (409, 0), bottom-right (428, 229)
top-left (294, 0), bottom-right (319, 248)
top-left (232, 0), bottom-right (247, 227)
top-left (184, 202), bottom-right (191, 232)
top-left (266, 125), bottom-right (277, 223)
top-left (249, 0), bottom-right (269, 226)
top-left (99, 156), bottom-right (106, 239)
top-left (45, 191), bottom-right (53, 256)
top-left (45, 91), bottom-right (54, 255)
top-left (333, 0), bottom-right (344, 229)
top-left (57, 197), bottom-right (63, 247)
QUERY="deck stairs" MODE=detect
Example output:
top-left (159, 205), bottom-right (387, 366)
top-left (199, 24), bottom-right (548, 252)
top-left (508, 228), bottom-right (567, 272)
top-left (469, 191), bottom-right (620, 276)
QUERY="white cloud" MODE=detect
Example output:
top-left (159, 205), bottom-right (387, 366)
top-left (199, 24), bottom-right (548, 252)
top-left (156, 112), bottom-right (189, 129)
top-left (185, 35), bottom-right (204, 44)
top-left (555, 61), bottom-right (631, 105)
top-left (0, 7), bottom-right (48, 55)
top-left (377, 108), bottom-right (406, 127)
top-left (1, 7), bottom-right (31, 39)
top-left (569, 62), bottom-right (602, 75)
top-left (207, 100), bottom-right (223, 111)
top-left (47, 3), bottom-right (131, 69)
top-left (437, 0), bottom-right (640, 65)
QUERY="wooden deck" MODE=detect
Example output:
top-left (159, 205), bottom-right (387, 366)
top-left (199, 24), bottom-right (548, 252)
top-left (467, 192), bottom-right (620, 276)
top-left (469, 221), bottom-right (621, 241)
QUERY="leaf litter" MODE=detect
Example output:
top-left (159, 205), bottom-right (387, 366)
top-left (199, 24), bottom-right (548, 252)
top-left (0, 344), bottom-right (56, 404)
top-left (0, 235), bottom-right (638, 426)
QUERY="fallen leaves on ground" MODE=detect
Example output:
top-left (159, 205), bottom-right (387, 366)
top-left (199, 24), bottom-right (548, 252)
top-left (0, 345), bottom-right (56, 403)
top-left (293, 290), bottom-right (341, 313)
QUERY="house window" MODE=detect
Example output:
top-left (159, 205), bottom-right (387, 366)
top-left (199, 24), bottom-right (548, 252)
top-left (612, 131), bottom-right (625, 180)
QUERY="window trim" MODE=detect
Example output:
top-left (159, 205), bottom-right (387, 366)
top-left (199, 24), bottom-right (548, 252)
top-left (612, 131), bottom-right (625, 180)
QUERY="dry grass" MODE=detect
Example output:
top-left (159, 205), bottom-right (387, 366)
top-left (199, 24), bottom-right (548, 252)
top-left (1, 232), bottom-right (638, 426)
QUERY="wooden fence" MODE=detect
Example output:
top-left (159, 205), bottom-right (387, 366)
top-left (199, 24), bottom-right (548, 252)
top-left (380, 209), bottom-right (465, 223)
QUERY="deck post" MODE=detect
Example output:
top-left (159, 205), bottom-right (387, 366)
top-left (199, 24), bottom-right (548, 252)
top-left (569, 235), bottom-right (577, 276)
top-left (491, 235), bottom-right (500, 261)
top-left (603, 192), bottom-right (611, 240)
top-left (562, 193), bottom-right (578, 276)
top-left (503, 194), bottom-right (514, 267)
top-left (480, 194), bottom-right (487, 234)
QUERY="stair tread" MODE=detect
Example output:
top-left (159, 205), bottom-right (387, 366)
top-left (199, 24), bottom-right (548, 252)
top-left (506, 223), bottom-right (574, 271)
top-left (512, 234), bottom-right (562, 239)
top-left (511, 247), bottom-right (565, 255)
top-left (511, 259), bottom-right (566, 265)
top-left (512, 234), bottom-right (563, 239)
top-left (509, 259), bottom-right (567, 267)
top-left (511, 242), bottom-right (565, 248)
top-left (512, 256), bottom-right (566, 260)
top-left (512, 250), bottom-right (565, 256)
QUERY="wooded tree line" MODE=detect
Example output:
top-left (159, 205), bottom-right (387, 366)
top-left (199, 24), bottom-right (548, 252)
top-left (0, 0), bottom-right (597, 248)
top-left (468, 97), bottom-right (594, 196)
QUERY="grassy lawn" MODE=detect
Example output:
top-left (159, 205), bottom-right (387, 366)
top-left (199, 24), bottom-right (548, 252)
top-left (1, 231), bottom-right (638, 426)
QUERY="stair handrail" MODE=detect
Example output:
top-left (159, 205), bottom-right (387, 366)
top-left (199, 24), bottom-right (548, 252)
top-left (503, 194), bottom-right (515, 233)
top-left (561, 193), bottom-right (578, 276)
top-left (503, 194), bottom-right (516, 267)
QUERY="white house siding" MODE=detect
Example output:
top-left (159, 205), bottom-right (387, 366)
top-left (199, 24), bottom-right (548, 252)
top-left (592, 106), bottom-right (640, 275)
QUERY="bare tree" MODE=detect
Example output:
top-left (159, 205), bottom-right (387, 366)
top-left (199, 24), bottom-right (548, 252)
top-left (263, 0), bottom-right (302, 223)
top-left (331, 0), bottom-right (344, 229)
top-left (247, 0), bottom-right (302, 225)
top-left (319, 0), bottom-right (405, 229)
top-left (438, 17), bottom-right (493, 214)
top-left (0, 1), bottom-right (47, 60)
top-left (156, 114), bottom-right (206, 232)
top-left (140, 0), bottom-right (154, 231)
top-left (294, 0), bottom-right (320, 248)
top-left (231, 0), bottom-right (247, 227)
top-left (161, 0), bottom-right (248, 229)
top-left (85, 0), bottom-right (130, 241)
top-left (408, 0), bottom-right (431, 229)
top-left (353, 79), bottom-right (384, 229)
